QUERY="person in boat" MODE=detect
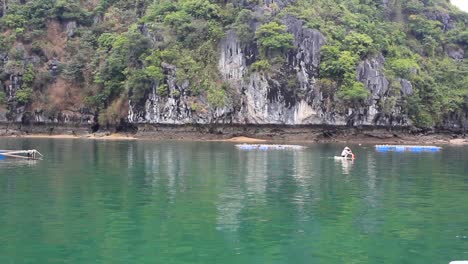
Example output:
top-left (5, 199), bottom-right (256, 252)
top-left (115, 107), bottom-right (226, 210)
top-left (341, 147), bottom-right (354, 159)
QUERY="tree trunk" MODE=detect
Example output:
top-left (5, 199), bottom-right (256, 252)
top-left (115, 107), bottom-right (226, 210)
top-left (2, 0), bottom-right (6, 17)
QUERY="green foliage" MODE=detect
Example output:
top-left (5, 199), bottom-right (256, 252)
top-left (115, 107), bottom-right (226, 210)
top-left (125, 69), bottom-right (153, 103)
top-left (98, 33), bottom-right (116, 51)
top-left (318, 45), bottom-right (341, 77)
top-left (158, 49), bottom-right (179, 63)
top-left (380, 96), bottom-right (397, 115)
top-left (387, 58), bottom-right (419, 79)
top-left (0, 35), bottom-right (13, 53)
top-left (144, 1), bottom-right (178, 22)
top-left (0, 90), bottom-right (6, 106)
top-left (164, 10), bottom-right (191, 28)
top-left (408, 14), bottom-right (444, 40)
top-left (255, 22), bottom-right (294, 56)
top-left (448, 28), bottom-right (468, 47)
top-left (23, 64), bottom-right (36, 86)
top-left (423, 58), bottom-right (468, 114)
top-left (319, 41), bottom-right (368, 105)
top-left (93, 27), bottom-right (152, 108)
top-left (15, 88), bottom-right (33, 105)
top-left (157, 84), bottom-right (169, 97)
top-left (337, 51), bottom-right (359, 79)
top-left (337, 81), bottom-right (369, 104)
top-left (2, 13), bottom-right (27, 29)
top-left (0, 0), bottom-right (90, 32)
top-left (407, 102), bottom-right (435, 128)
top-left (144, 65), bottom-right (164, 81)
top-left (55, 0), bottom-right (92, 24)
top-left (403, 0), bottom-right (425, 14)
top-left (24, 0), bottom-right (56, 28)
top-left (94, 0), bottom-right (118, 15)
top-left (207, 86), bottom-right (226, 107)
top-left (4, 59), bottom-right (24, 75)
top-left (320, 47), bottom-right (358, 81)
top-left (144, 0), bottom-right (225, 48)
top-left (233, 9), bottom-right (254, 43)
top-left (251, 60), bottom-right (271, 72)
top-left (344, 32), bottom-right (374, 58)
top-left (181, 0), bottom-right (220, 20)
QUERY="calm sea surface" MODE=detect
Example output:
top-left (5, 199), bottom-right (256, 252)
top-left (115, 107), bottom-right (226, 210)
top-left (0, 138), bottom-right (467, 264)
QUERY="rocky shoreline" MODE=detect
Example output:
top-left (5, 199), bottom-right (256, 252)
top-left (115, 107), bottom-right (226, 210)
top-left (0, 122), bottom-right (466, 145)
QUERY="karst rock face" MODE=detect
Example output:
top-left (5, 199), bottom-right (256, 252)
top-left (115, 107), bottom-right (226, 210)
top-left (129, 16), bottom-right (414, 128)
top-left (1, 0), bottom-right (466, 132)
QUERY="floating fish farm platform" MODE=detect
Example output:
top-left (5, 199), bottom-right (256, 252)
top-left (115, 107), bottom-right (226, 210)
top-left (235, 144), bottom-right (305, 150)
top-left (0, 149), bottom-right (43, 160)
top-left (375, 145), bottom-right (441, 152)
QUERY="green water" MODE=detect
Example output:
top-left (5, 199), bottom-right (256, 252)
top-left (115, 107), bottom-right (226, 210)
top-left (0, 139), bottom-right (467, 264)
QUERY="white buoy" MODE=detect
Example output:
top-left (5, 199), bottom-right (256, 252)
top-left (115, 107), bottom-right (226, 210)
top-left (235, 144), bottom-right (305, 150)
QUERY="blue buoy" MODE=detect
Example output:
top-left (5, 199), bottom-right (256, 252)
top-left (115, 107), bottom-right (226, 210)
top-left (395, 146), bottom-right (405, 152)
top-left (376, 146), bottom-right (389, 151)
top-left (0, 154), bottom-right (4, 161)
top-left (375, 145), bottom-right (441, 152)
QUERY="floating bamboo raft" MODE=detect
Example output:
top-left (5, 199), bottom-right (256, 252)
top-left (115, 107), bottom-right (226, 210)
top-left (0, 150), bottom-right (43, 160)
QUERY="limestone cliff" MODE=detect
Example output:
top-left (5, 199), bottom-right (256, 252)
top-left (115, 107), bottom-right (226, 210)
top-left (0, 0), bottom-right (466, 132)
top-left (129, 17), bottom-right (413, 127)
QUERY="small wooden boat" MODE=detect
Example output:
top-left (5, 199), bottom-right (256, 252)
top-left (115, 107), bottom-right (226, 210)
top-left (0, 149), bottom-right (43, 160)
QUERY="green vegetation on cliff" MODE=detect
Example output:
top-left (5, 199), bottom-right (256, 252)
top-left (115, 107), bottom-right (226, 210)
top-left (0, 0), bottom-right (467, 128)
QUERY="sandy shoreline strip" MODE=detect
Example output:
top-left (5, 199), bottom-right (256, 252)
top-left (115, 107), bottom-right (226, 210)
top-left (7, 133), bottom-right (137, 140)
top-left (9, 135), bottom-right (266, 142)
top-left (1, 133), bottom-right (467, 145)
top-left (215, 136), bottom-right (267, 143)
top-left (449, 138), bottom-right (468, 145)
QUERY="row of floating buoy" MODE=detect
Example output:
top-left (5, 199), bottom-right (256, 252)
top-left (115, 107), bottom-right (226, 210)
top-left (235, 144), bottom-right (442, 153)
top-left (375, 145), bottom-right (441, 152)
top-left (235, 144), bottom-right (305, 150)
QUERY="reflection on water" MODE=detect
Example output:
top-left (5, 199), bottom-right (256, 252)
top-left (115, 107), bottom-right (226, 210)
top-left (334, 158), bottom-right (354, 174)
top-left (0, 159), bottom-right (38, 168)
top-left (0, 139), bottom-right (467, 264)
